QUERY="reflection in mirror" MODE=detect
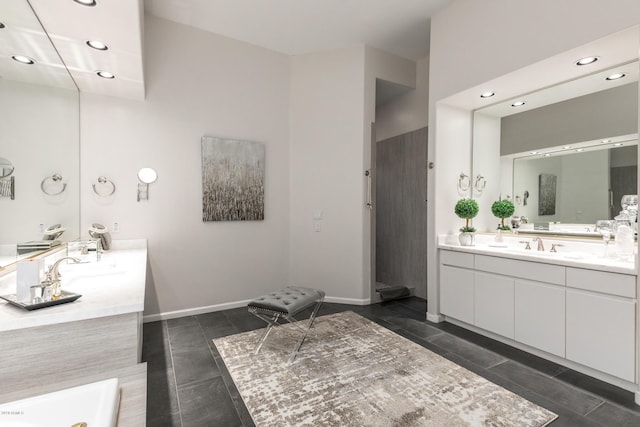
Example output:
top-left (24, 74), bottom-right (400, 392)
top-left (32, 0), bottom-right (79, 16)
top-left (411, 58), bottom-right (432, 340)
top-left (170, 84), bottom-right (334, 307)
top-left (511, 137), bottom-right (637, 228)
top-left (472, 58), bottom-right (638, 236)
top-left (0, 158), bottom-right (14, 178)
top-left (0, 158), bottom-right (15, 201)
top-left (0, 1), bottom-right (79, 269)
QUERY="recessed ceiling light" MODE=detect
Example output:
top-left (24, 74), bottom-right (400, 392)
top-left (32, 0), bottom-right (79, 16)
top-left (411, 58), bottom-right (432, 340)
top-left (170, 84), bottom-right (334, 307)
top-left (576, 56), bottom-right (599, 66)
top-left (480, 92), bottom-right (495, 98)
top-left (601, 139), bottom-right (610, 143)
top-left (529, 151), bottom-right (538, 155)
top-left (562, 146), bottom-right (572, 150)
top-left (614, 143), bottom-right (623, 147)
top-left (605, 72), bottom-right (626, 81)
top-left (576, 148), bottom-right (584, 152)
top-left (73, 0), bottom-right (97, 6)
top-left (12, 55), bottom-right (35, 64)
top-left (86, 40), bottom-right (108, 50)
top-left (511, 101), bottom-right (525, 107)
top-left (96, 70), bottom-right (115, 79)
top-left (544, 153), bottom-right (551, 157)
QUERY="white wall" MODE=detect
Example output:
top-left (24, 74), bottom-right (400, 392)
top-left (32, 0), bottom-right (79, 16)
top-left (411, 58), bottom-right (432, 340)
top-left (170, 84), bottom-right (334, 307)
top-left (427, 0), bottom-right (640, 319)
top-left (81, 16), bottom-right (291, 317)
top-left (471, 112), bottom-right (501, 231)
top-left (288, 46), bottom-right (418, 304)
top-left (375, 56), bottom-right (429, 142)
top-left (289, 47), bottom-right (367, 302)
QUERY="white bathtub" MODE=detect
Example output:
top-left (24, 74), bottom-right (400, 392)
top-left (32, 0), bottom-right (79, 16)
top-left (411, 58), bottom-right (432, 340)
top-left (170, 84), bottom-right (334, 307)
top-left (0, 378), bottom-right (120, 427)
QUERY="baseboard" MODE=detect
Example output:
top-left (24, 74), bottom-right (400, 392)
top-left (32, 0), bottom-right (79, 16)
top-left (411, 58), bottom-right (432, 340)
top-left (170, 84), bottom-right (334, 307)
top-left (426, 312), bottom-right (445, 323)
top-left (324, 296), bottom-right (371, 306)
top-left (143, 295), bottom-right (372, 322)
top-left (636, 391), bottom-right (640, 406)
top-left (143, 299), bottom-right (253, 323)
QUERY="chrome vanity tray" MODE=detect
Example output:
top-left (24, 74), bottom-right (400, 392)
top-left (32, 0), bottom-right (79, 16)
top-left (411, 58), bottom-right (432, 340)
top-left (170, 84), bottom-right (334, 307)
top-left (0, 291), bottom-right (82, 311)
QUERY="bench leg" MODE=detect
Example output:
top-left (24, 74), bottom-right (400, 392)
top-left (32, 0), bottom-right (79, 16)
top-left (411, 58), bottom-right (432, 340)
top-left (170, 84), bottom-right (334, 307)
top-left (249, 296), bottom-right (324, 364)
top-left (287, 299), bottom-right (324, 364)
top-left (253, 312), bottom-right (280, 355)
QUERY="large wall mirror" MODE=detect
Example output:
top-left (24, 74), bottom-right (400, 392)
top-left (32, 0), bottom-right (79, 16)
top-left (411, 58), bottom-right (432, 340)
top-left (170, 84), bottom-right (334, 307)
top-left (0, 1), bottom-right (79, 268)
top-left (471, 27), bottom-right (639, 236)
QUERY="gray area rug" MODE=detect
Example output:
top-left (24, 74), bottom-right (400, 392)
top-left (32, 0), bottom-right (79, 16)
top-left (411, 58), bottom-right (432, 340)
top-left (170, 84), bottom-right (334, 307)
top-left (213, 311), bottom-right (558, 426)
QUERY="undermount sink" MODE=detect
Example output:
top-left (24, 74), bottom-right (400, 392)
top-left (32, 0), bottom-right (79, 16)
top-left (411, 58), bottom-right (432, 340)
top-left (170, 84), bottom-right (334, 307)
top-left (0, 378), bottom-right (120, 427)
top-left (59, 261), bottom-right (121, 278)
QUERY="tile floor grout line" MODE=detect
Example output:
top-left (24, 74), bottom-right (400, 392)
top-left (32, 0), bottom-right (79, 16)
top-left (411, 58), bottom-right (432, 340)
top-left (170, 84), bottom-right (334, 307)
top-left (582, 400), bottom-right (606, 418)
top-left (164, 319), bottom-right (185, 427)
top-left (198, 312), bottom-right (253, 426)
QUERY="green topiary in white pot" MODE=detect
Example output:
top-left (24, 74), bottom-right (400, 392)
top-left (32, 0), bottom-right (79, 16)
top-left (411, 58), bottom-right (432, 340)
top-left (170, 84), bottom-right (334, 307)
top-left (455, 198), bottom-right (479, 246)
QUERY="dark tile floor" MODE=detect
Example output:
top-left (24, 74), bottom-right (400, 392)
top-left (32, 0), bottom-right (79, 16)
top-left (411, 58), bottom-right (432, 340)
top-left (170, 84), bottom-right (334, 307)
top-left (142, 297), bottom-right (640, 426)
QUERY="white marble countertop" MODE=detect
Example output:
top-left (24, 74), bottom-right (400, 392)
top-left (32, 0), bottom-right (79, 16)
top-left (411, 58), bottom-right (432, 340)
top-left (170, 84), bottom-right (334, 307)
top-left (0, 240), bottom-right (147, 332)
top-left (439, 234), bottom-right (637, 275)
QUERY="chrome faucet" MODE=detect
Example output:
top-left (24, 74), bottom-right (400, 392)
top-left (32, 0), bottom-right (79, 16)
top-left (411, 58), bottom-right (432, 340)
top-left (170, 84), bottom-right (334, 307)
top-left (45, 256), bottom-right (81, 281)
top-left (39, 257), bottom-right (81, 300)
top-left (533, 237), bottom-right (545, 251)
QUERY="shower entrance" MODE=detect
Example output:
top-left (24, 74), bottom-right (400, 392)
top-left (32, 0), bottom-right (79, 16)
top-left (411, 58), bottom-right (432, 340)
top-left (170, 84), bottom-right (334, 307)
top-left (372, 126), bottom-right (428, 302)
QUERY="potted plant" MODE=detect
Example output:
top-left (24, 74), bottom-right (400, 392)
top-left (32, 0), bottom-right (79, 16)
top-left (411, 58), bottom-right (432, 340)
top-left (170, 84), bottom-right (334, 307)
top-left (491, 198), bottom-right (515, 242)
top-left (454, 198), bottom-right (479, 246)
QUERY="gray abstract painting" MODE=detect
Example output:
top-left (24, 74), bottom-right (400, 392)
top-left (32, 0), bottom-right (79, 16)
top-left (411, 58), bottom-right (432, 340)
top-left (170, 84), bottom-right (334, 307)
top-left (538, 173), bottom-right (557, 216)
top-left (201, 136), bottom-right (265, 221)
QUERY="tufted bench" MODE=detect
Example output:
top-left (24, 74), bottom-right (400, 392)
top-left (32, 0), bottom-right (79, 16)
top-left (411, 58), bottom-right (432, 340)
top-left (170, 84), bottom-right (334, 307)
top-left (248, 286), bottom-right (325, 364)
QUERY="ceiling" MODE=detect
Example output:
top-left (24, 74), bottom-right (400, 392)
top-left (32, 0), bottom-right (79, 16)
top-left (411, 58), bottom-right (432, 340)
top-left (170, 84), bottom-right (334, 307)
top-left (144, 0), bottom-right (452, 61)
top-left (1, 0), bottom-right (451, 101)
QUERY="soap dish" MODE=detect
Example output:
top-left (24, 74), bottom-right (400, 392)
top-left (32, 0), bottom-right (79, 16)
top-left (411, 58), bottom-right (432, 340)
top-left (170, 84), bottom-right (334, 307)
top-left (0, 291), bottom-right (82, 311)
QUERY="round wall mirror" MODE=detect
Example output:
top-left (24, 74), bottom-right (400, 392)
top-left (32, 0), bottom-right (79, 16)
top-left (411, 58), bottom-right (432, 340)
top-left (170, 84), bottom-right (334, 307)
top-left (138, 167), bottom-right (158, 184)
top-left (0, 157), bottom-right (15, 178)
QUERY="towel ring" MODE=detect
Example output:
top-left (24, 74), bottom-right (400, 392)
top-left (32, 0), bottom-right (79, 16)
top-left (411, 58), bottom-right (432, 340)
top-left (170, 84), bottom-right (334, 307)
top-left (457, 173), bottom-right (471, 193)
top-left (474, 175), bottom-right (487, 194)
top-left (92, 176), bottom-right (116, 197)
top-left (41, 173), bottom-right (67, 196)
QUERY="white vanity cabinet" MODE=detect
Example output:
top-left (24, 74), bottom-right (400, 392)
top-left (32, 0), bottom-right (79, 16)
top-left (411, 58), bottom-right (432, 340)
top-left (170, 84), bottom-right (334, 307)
top-left (0, 241), bottom-right (148, 426)
top-left (514, 279), bottom-right (565, 357)
top-left (438, 248), bottom-right (637, 387)
top-left (474, 271), bottom-right (514, 339)
top-left (440, 251), bottom-right (474, 324)
top-left (473, 254), bottom-right (564, 342)
top-left (565, 268), bottom-right (636, 382)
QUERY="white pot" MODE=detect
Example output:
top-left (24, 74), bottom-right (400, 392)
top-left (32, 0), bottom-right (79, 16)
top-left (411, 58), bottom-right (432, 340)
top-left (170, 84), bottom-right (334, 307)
top-left (459, 232), bottom-right (475, 246)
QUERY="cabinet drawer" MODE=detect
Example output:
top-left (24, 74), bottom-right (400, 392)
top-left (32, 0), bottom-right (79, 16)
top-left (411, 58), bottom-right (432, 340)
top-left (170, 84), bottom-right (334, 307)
top-left (566, 268), bottom-right (636, 298)
top-left (440, 250), bottom-right (474, 269)
top-left (474, 254), bottom-right (564, 285)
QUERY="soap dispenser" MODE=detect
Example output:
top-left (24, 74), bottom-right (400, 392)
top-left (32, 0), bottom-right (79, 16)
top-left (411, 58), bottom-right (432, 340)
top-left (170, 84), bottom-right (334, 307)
top-left (614, 224), bottom-right (634, 262)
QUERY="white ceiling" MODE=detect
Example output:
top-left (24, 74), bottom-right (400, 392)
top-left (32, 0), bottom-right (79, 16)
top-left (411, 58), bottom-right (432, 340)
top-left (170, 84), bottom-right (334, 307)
top-left (5, 0), bottom-right (451, 100)
top-left (28, 0), bottom-right (145, 100)
top-left (144, 0), bottom-right (452, 61)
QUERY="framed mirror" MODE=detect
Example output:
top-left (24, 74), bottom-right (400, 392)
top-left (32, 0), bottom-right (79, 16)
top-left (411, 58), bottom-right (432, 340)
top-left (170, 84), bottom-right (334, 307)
top-left (0, 1), bottom-right (80, 268)
top-left (472, 47), bottom-right (638, 236)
